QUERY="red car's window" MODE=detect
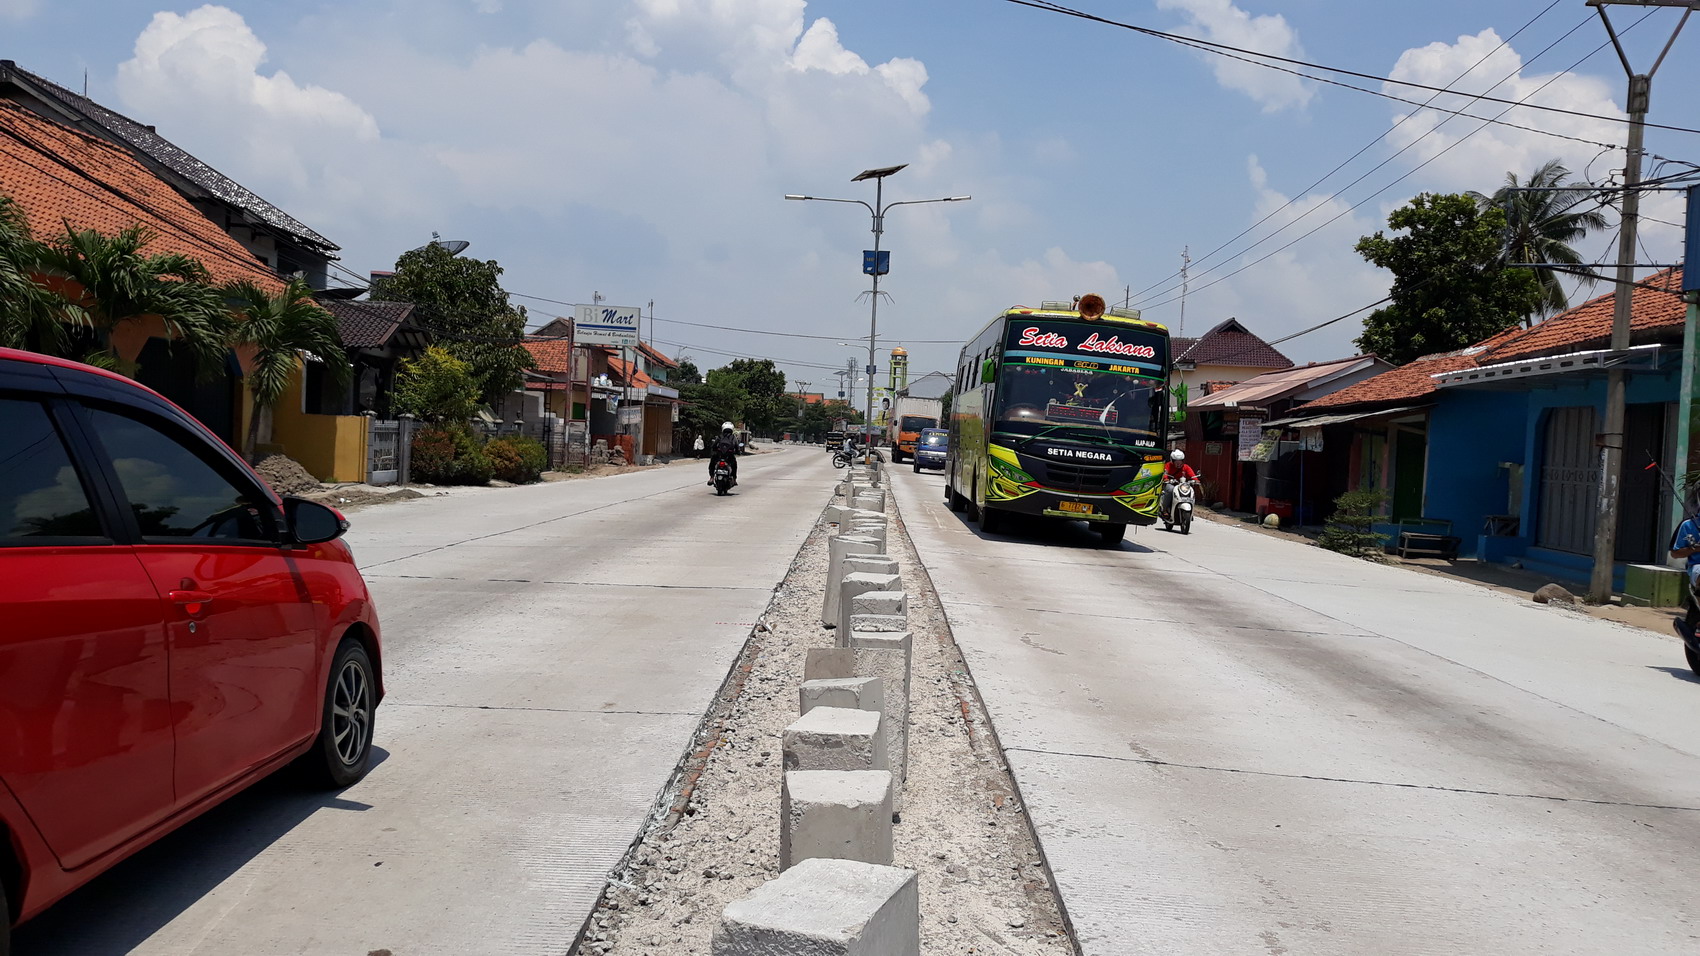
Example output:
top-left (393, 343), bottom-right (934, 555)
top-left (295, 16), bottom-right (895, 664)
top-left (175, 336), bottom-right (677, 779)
top-left (83, 407), bottom-right (277, 544)
top-left (0, 397), bottom-right (105, 542)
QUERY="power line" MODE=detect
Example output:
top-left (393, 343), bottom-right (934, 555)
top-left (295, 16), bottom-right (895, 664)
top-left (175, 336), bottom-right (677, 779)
top-left (1001, 0), bottom-right (1700, 137)
top-left (1133, 28), bottom-right (1646, 316)
top-left (1122, 0), bottom-right (1580, 305)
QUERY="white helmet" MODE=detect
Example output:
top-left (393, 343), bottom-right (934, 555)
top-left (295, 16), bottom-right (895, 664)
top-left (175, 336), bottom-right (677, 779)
top-left (1170, 449), bottom-right (1186, 462)
top-left (721, 421), bottom-right (734, 432)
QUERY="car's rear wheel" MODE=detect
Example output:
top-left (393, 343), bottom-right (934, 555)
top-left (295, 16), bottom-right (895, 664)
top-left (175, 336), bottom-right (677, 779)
top-left (304, 640), bottom-right (376, 788)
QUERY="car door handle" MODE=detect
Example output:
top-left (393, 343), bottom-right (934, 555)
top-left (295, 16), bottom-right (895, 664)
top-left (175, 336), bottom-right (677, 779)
top-left (169, 590), bottom-right (213, 613)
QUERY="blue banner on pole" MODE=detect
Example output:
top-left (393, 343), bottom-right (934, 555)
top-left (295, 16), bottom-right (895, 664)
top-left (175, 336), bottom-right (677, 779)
top-left (862, 250), bottom-right (890, 276)
top-left (1686, 186), bottom-right (1699, 293)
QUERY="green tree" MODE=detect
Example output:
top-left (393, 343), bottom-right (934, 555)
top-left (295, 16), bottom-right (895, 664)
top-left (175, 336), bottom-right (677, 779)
top-left (370, 243), bottom-right (532, 406)
top-left (1354, 193), bottom-right (1542, 365)
top-left (0, 195), bottom-right (61, 353)
top-left (716, 358), bottom-right (789, 435)
top-left (33, 224), bottom-right (228, 376)
top-left (673, 359), bottom-right (702, 385)
top-left (678, 375), bottom-right (746, 453)
top-left (225, 278), bottom-right (349, 460)
top-left (1469, 159), bottom-right (1607, 321)
top-left (393, 346), bottom-right (482, 424)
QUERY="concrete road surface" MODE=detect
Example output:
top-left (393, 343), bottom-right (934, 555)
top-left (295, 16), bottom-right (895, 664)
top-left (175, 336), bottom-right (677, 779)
top-left (15, 447), bottom-right (826, 956)
top-left (889, 466), bottom-right (1700, 955)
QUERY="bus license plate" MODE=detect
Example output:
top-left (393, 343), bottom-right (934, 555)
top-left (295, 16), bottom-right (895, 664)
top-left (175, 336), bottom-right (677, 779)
top-left (1058, 501), bottom-right (1094, 515)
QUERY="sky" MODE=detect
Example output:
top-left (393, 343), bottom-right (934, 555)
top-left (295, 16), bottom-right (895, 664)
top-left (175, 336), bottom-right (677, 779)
top-left (6, 0), bottom-right (1698, 394)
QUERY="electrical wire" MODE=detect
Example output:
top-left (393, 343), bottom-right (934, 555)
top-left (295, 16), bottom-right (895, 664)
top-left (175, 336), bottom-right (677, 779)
top-left (1121, 0), bottom-right (1576, 305)
top-left (1002, 0), bottom-right (1700, 137)
top-left (1131, 15), bottom-right (1642, 312)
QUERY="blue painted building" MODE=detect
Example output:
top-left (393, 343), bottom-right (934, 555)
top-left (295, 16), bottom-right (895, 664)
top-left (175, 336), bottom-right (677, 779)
top-left (1278, 268), bottom-right (1687, 588)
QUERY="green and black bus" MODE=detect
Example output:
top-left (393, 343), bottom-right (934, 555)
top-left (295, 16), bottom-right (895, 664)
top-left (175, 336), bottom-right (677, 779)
top-left (944, 300), bottom-right (1172, 544)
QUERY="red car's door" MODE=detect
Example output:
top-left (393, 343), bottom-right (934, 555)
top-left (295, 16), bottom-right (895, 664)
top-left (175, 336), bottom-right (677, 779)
top-left (0, 397), bottom-right (175, 869)
top-left (80, 406), bottom-right (319, 808)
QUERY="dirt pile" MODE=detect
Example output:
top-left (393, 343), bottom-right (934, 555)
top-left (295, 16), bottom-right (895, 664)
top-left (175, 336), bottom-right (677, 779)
top-left (253, 455), bottom-right (322, 495)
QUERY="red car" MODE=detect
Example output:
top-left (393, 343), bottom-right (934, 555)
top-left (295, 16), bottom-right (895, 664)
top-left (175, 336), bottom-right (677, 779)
top-left (0, 348), bottom-right (382, 948)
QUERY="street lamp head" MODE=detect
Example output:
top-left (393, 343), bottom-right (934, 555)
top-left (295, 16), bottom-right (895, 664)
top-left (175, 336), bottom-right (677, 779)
top-left (852, 164), bottom-right (907, 182)
top-left (945, 195), bottom-right (972, 202)
top-left (784, 194), bottom-right (809, 200)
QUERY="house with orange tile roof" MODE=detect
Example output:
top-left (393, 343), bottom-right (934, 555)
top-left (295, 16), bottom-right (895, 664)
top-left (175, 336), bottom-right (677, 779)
top-left (1271, 268), bottom-right (1688, 588)
top-left (0, 101), bottom-right (371, 481)
top-left (1179, 354), bottom-right (1393, 516)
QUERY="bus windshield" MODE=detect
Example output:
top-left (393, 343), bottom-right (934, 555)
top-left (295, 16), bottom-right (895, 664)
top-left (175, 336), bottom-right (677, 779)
top-left (993, 318), bottom-right (1169, 445)
top-left (995, 364), bottom-right (1162, 444)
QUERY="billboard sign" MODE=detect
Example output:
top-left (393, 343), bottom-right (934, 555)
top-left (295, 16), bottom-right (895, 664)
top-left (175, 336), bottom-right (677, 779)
top-left (575, 304), bottom-right (640, 347)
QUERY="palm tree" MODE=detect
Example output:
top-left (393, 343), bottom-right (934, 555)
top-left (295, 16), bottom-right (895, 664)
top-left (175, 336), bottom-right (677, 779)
top-left (33, 224), bottom-right (229, 375)
top-left (0, 196), bottom-right (62, 353)
top-left (1470, 159), bottom-right (1608, 323)
top-left (224, 277), bottom-right (349, 460)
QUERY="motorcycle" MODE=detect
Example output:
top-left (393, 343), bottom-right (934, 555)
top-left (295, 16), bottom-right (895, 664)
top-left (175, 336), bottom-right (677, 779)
top-left (832, 449), bottom-right (854, 469)
top-left (1161, 475), bottom-right (1200, 534)
top-left (711, 455), bottom-right (735, 495)
top-left (1681, 575), bottom-right (1700, 677)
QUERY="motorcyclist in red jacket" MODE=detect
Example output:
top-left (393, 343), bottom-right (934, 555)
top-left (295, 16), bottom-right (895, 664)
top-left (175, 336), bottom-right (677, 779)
top-left (1160, 449), bottom-right (1197, 519)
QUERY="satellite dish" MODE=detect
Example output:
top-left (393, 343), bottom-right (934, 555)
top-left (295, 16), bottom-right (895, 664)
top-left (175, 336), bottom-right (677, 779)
top-left (409, 232), bottom-right (472, 255)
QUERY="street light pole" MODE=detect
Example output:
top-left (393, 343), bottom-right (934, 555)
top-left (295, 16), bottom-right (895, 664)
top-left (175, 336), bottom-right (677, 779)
top-left (1586, 0), bottom-right (1695, 603)
top-left (786, 167), bottom-right (970, 465)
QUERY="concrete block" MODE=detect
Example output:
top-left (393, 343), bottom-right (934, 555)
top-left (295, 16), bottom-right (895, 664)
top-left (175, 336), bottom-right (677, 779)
top-left (822, 504), bottom-right (850, 525)
top-left (712, 858), bottom-right (918, 956)
top-left (838, 574), bottom-right (901, 636)
top-left (848, 613), bottom-right (907, 633)
top-left (799, 676), bottom-right (883, 716)
top-left (840, 555), bottom-right (897, 579)
top-left (850, 523), bottom-right (886, 553)
top-left (839, 592), bottom-right (905, 647)
top-left (783, 707), bottom-right (887, 772)
top-left (852, 492), bottom-right (886, 514)
top-left (822, 536), bottom-right (881, 627)
top-left (847, 634), bottom-right (912, 785)
top-left (780, 771), bottom-right (894, 870)
top-left (804, 648), bottom-right (857, 681)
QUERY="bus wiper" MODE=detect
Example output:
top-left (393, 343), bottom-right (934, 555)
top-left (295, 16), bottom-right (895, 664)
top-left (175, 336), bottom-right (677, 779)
top-left (1025, 426), bottom-right (1115, 446)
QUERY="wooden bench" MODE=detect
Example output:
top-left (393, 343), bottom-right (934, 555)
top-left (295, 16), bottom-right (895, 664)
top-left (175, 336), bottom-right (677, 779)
top-left (1395, 518), bottom-right (1461, 560)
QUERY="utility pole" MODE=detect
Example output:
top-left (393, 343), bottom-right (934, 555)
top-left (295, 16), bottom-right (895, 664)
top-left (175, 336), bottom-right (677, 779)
top-left (1587, 0), bottom-right (1694, 603)
top-left (1177, 246), bottom-right (1192, 339)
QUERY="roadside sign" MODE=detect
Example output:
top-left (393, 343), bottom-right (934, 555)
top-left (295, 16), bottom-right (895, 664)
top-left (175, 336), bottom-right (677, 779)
top-left (574, 304), bottom-right (640, 347)
top-left (863, 250), bottom-right (890, 275)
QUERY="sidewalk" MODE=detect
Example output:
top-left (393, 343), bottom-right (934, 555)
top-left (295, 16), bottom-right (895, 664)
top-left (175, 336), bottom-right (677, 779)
top-left (1202, 508), bottom-right (1684, 638)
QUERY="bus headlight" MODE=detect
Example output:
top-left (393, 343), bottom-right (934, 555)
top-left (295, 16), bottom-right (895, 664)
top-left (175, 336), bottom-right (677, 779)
top-left (988, 458), bottom-right (1037, 501)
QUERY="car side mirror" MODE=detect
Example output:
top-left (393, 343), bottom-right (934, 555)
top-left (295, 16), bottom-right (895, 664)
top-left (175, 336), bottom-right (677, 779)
top-left (981, 359), bottom-right (996, 385)
top-left (283, 496), bottom-right (348, 545)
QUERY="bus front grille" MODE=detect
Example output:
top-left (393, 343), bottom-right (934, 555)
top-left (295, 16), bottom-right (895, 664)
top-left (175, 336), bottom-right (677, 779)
top-left (1038, 461), bottom-right (1117, 491)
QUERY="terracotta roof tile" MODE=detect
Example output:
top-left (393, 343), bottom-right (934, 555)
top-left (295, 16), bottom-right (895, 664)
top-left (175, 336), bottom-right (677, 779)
top-left (1300, 353), bottom-right (1478, 409)
top-left (1483, 267), bottom-right (1686, 362)
top-left (0, 102), bottom-right (281, 289)
top-left (524, 336), bottom-right (576, 375)
top-left (1175, 318), bottom-right (1294, 369)
top-left (607, 354), bottom-right (657, 389)
top-left (2, 62), bottom-right (337, 251)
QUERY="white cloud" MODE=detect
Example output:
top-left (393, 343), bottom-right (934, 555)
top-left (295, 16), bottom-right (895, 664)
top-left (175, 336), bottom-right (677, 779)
top-left (104, 2), bottom-right (1111, 380)
top-left (1384, 29), bottom-right (1682, 297)
top-left (1156, 0), bottom-right (1313, 112)
top-left (117, 6), bottom-right (379, 194)
top-left (0, 0), bottom-right (38, 21)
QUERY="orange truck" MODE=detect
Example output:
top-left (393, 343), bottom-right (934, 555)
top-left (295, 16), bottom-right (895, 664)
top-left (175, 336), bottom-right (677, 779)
top-left (887, 396), bottom-right (943, 463)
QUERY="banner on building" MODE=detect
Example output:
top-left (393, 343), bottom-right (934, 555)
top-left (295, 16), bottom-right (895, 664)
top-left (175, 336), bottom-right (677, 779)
top-left (1236, 416), bottom-right (1265, 461)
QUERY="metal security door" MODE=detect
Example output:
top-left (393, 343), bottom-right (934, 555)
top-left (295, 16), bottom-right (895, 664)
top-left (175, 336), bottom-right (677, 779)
top-left (368, 419), bottom-right (400, 484)
top-left (1537, 406), bottom-right (1598, 554)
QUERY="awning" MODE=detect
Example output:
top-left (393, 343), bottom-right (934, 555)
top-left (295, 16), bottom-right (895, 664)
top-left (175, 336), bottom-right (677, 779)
top-left (1263, 405), bottom-right (1428, 429)
top-left (1432, 344), bottom-right (1661, 389)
